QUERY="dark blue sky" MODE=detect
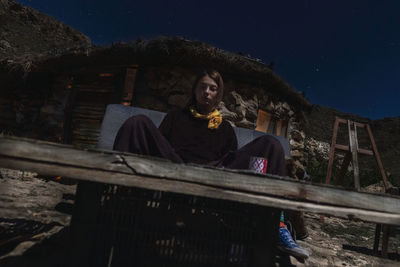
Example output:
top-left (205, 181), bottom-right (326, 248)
top-left (16, 0), bottom-right (399, 119)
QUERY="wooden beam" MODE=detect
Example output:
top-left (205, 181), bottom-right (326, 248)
top-left (1, 136), bottom-right (400, 225)
top-left (366, 124), bottom-right (390, 191)
top-left (336, 152), bottom-right (351, 186)
top-left (326, 117), bottom-right (340, 184)
top-left (335, 144), bottom-right (374, 156)
top-left (348, 120), bottom-right (360, 190)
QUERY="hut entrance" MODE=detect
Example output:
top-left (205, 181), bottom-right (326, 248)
top-left (63, 65), bottom-right (138, 148)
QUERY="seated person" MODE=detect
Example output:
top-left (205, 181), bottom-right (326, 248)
top-left (113, 69), bottom-right (309, 260)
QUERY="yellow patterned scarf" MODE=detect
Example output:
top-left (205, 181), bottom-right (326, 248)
top-left (189, 106), bottom-right (222, 130)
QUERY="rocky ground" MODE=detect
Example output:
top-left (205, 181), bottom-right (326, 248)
top-left (295, 214), bottom-right (400, 267)
top-left (0, 168), bottom-right (399, 266)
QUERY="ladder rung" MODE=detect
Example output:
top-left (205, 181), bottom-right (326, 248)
top-left (334, 144), bottom-right (374, 155)
top-left (358, 148), bottom-right (374, 156)
top-left (335, 144), bottom-right (349, 151)
top-left (337, 118), bottom-right (347, 124)
top-left (336, 118), bottom-right (366, 128)
top-left (354, 122), bottom-right (366, 128)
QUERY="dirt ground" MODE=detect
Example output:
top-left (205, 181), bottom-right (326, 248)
top-left (293, 213), bottom-right (400, 267)
top-left (0, 168), bottom-right (399, 266)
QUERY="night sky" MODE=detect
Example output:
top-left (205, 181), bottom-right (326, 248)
top-left (15, 0), bottom-right (400, 120)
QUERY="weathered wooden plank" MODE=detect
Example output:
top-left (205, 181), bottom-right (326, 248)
top-left (0, 136), bottom-right (132, 173)
top-left (0, 136), bottom-right (400, 225)
top-left (335, 144), bottom-right (374, 156)
top-left (326, 117), bottom-right (340, 184)
top-left (1, 136), bottom-right (399, 213)
top-left (1, 156), bottom-right (400, 225)
top-left (348, 120), bottom-right (360, 190)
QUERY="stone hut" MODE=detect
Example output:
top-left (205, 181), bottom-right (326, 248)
top-left (0, 37), bottom-right (311, 178)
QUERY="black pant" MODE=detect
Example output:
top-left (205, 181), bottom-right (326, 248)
top-left (113, 115), bottom-right (286, 176)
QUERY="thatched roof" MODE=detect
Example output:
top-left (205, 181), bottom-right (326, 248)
top-left (1, 37), bottom-right (311, 109)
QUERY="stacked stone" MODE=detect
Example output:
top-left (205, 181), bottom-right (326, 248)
top-left (304, 138), bottom-right (331, 162)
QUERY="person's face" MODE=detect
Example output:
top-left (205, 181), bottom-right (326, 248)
top-left (194, 75), bottom-right (219, 114)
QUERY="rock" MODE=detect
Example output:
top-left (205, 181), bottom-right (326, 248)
top-left (266, 101), bottom-right (275, 110)
top-left (0, 168), bottom-right (76, 226)
top-left (290, 140), bottom-right (305, 150)
top-left (235, 118), bottom-right (255, 129)
top-left (219, 91), bottom-right (259, 127)
top-left (218, 101), bottom-right (238, 121)
top-left (135, 95), bottom-right (167, 111)
top-left (362, 181), bottom-right (393, 193)
top-left (230, 91), bottom-right (247, 118)
top-left (0, 39), bottom-right (11, 49)
top-left (291, 130), bottom-right (305, 142)
top-left (305, 137), bottom-right (331, 161)
top-left (168, 94), bottom-right (189, 108)
top-left (291, 150), bottom-right (304, 158)
top-left (282, 102), bottom-right (291, 111)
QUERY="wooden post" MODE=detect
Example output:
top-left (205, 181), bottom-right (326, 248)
top-left (326, 117), bottom-right (340, 185)
top-left (348, 121), bottom-right (360, 190)
top-left (67, 181), bottom-right (104, 266)
top-left (121, 65), bottom-right (138, 106)
top-left (365, 124), bottom-right (390, 191)
top-left (381, 225), bottom-right (390, 258)
top-left (336, 152), bottom-right (351, 186)
top-left (373, 224), bottom-right (382, 255)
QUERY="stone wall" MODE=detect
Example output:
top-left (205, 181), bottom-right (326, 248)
top-left (0, 74), bottom-right (74, 143)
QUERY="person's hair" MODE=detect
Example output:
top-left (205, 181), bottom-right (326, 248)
top-left (188, 69), bottom-right (224, 107)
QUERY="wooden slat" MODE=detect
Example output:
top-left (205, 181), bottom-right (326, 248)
top-left (358, 148), bottom-right (374, 156)
top-left (336, 118), bottom-right (347, 124)
top-left (336, 152), bottom-right (351, 186)
top-left (335, 144), bottom-right (349, 151)
top-left (335, 144), bottom-right (373, 156)
top-left (1, 136), bottom-right (400, 225)
top-left (121, 67), bottom-right (137, 105)
top-left (354, 122), bottom-right (366, 128)
top-left (366, 124), bottom-right (390, 191)
top-left (1, 156), bottom-right (399, 226)
top-left (348, 121), bottom-right (360, 190)
top-left (255, 109), bottom-right (271, 133)
top-left (326, 117), bottom-right (340, 184)
top-left (276, 119), bottom-right (282, 136)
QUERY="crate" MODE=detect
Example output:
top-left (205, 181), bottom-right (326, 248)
top-left (68, 181), bottom-right (280, 267)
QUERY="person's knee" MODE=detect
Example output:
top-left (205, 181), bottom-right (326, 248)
top-left (259, 135), bottom-right (283, 149)
top-left (123, 114), bottom-right (153, 128)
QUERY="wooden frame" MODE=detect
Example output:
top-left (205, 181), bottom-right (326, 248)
top-left (255, 109), bottom-right (288, 138)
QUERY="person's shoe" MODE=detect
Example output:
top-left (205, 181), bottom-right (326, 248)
top-left (277, 226), bottom-right (309, 260)
top-left (287, 211), bottom-right (309, 240)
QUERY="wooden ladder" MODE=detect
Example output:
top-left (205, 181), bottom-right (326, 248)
top-left (325, 117), bottom-right (389, 191)
top-left (325, 116), bottom-right (392, 257)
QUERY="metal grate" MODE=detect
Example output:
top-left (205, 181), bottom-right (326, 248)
top-left (86, 185), bottom-right (266, 267)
